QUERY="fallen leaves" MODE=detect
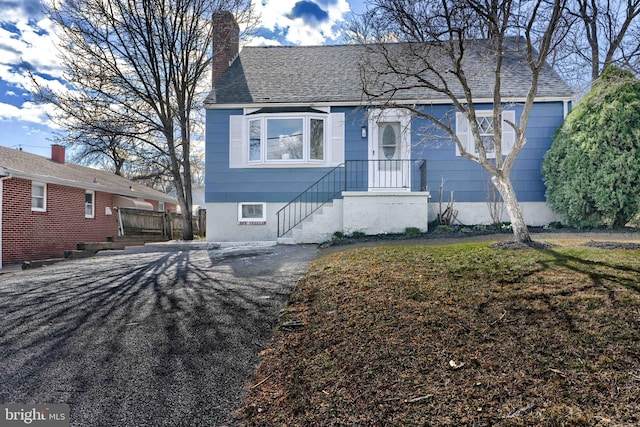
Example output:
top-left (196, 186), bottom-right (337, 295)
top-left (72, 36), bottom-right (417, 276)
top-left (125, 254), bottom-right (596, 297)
top-left (448, 360), bottom-right (466, 370)
top-left (240, 243), bottom-right (640, 426)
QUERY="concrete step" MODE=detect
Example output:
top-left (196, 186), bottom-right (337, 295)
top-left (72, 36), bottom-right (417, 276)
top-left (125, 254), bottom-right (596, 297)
top-left (77, 242), bottom-right (127, 251)
top-left (22, 258), bottom-right (66, 270)
top-left (277, 237), bottom-right (296, 245)
top-left (291, 201), bottom-right (341, 244)
top-left (109, 235), bottom-right (169, 243)
top-left (64, 249), bottom-right (98, 259)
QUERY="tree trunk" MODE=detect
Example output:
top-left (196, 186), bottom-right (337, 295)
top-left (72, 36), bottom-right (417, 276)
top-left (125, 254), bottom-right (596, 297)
top-left (174, 186), bottom-right (194, 241)
top-left (182, 204), bottom-right (194, 240)
top-left (492, 175), bottom-right (532, 243)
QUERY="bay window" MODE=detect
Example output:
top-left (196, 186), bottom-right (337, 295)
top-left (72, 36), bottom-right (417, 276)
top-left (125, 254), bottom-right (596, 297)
top-left (247, 114), bottom-right (326, 163)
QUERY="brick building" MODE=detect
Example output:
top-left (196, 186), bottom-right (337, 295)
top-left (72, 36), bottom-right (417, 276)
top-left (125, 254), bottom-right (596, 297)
top-left (0, 145), bottom-right (177, 268)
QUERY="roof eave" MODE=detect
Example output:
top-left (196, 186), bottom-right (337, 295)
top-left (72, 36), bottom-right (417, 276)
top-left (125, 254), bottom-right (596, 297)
top-left (2, 167), bottom-right (177, 203)
top-left (204, 95), bottom-right (575, 110)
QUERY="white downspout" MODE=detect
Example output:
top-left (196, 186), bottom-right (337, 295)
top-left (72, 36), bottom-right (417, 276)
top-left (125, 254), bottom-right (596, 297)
top-left (0, 177), bottom-right (2, 270)
top-left (0, 172), bottom-right (10, 270)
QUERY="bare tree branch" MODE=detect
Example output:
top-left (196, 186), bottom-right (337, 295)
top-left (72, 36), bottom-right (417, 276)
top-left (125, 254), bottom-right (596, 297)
top-left (349, 0), bottom-right (571, 242)
top-left (34, 0), bottom-right (254, 239)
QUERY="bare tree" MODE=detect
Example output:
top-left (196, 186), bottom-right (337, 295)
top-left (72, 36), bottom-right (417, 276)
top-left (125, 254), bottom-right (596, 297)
top-left (561, 0), bottom-right (640, 85)
top-left (37, 0), bottom-right (253, 239)
top-left (350, 0), bottom-right (570, 243)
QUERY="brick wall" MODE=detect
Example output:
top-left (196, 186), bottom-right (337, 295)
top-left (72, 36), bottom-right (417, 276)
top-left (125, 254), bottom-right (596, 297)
top-left (2, 178), bottom-right (119, 264)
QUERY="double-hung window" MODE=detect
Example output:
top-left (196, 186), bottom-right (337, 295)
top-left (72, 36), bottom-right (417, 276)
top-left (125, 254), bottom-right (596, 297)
top-left (247, 114), bottom-right (326, 163)
top-left (455, 110), bottom-right (516, 158)
top-left (85, 190), bottom-right (95, 218)
top-left (31, 182), bottom-right (46, 212)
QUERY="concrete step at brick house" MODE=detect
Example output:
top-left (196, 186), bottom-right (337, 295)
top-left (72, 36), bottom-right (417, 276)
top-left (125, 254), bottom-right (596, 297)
top-left (280, 201), bottom-right (342, 244)
top-left (109, 235), bottom-right (169, 244)
top-left (66, 235), bottom-right (171, 259)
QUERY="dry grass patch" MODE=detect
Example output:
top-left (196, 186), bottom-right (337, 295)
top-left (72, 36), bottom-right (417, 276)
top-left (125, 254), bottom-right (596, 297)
top-left (239, 243), bottom-right (640, 426)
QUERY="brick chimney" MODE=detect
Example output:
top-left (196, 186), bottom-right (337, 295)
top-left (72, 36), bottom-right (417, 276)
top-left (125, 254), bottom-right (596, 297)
top-left (212, 11), bottom-right (239, 87)
top-left (51, 144), bottom-right (65, 164)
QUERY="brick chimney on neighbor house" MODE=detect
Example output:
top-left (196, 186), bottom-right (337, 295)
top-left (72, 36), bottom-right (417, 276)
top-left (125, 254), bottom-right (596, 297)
top-left (51, 144), bottom-right (65, 164)
top-left (212, 11), bottom-right (239, 87)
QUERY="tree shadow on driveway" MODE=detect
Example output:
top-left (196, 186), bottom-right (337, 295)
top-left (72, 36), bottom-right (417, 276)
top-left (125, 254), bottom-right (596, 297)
top-left (0, 245), bottom-right (318, 426)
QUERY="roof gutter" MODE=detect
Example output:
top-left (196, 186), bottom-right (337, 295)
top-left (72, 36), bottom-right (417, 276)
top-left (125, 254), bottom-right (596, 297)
top-left (205, 95), bottom-right (576, 110)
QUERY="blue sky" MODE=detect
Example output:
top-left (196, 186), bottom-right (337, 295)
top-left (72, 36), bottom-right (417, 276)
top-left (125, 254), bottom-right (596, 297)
top-left (0, 0), bottom-right (365, 157)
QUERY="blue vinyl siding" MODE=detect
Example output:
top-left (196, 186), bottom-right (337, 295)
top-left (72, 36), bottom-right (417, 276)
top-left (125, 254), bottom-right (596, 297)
top-left (342, 108), bottom-right (369, 162)
top-left (206, 108), bottom-right (338, 203)
top-left (421, 101), bottom-right (565, 202)
top-left (205, 102), bottom-right (565, 204)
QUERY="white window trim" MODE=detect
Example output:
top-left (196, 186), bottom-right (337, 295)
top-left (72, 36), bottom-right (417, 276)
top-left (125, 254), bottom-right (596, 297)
top-left (230, 112), bottom-right (345, 169)
top-left (247, 113), bottom-right (327, 164)
top-left (85, 190), bottom-right (95, 218)
top-left (31, 181), bottom-right (46, 212)
top-left (455, 110), bottom-right (516, 158)
top-left (238, 202), bottom-right (267, 224)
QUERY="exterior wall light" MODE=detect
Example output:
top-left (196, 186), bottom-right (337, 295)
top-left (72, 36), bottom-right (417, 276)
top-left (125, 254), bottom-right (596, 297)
top-left (361, 126), bottom-right (367, 139)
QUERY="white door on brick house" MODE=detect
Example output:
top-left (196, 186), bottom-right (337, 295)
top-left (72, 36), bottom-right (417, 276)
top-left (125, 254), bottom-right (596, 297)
top-left (368, 109), bottom-right (411, 191)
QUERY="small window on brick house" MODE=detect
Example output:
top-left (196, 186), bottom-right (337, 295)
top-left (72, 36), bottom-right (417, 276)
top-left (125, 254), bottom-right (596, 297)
top-left (31, 182), bottom-right (46, 212)
top-left (85, 190), bottom-right (95, 218)
top-left (158, 201), bottom-right (165, 212)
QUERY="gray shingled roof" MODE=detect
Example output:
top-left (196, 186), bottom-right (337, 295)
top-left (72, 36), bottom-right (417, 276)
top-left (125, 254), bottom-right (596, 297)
top-left (207, 39), bottom-right (573, 106)
top-left (0, 146), bottom-right (177, 203)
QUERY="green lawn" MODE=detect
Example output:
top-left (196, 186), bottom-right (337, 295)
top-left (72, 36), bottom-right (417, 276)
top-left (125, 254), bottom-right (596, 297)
top-left (240, 242), bottom-right (640, 426)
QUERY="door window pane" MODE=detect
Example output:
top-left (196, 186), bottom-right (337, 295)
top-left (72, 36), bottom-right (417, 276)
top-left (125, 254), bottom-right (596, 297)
top-left (380, 123), bottom-right (399, 160)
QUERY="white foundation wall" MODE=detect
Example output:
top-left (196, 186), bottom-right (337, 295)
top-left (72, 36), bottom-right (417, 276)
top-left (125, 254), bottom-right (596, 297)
top-left (429, 201), bottom-right (561, 226)
top-left (343, 192), bottom-right (430, 235)
top-left (206, 202), bottom-right (282, 242)
top-left (206, 200), bottom-right (344, 243)
top-left (207, 197), bottom-right (555, 244)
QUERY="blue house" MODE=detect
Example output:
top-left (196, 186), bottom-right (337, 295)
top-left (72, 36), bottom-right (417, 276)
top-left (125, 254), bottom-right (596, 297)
top-left (205, 17), bottom-right (573, 243)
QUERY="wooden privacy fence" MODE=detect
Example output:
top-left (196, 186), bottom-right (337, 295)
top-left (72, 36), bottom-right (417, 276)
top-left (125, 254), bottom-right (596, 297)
top-left (117, 208), bottom-right (206, 239)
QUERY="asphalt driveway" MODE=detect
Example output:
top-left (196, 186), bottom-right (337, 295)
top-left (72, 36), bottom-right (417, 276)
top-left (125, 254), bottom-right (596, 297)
top-left (0, 244), bottom-right (318, 426)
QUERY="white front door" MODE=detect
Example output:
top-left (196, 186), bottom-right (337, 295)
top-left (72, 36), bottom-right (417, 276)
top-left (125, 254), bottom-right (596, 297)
top-left (368, 109), bottom-right (411, 191)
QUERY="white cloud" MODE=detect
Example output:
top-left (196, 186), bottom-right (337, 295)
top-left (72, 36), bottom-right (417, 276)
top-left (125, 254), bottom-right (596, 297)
top-left (18, 18), bottom-right (64, 78)
top-left (245, 36), bottom-right (282, 47)
top-left (0, 100), bottom-right (51, 125)
top-left (253, 0), bottom-right (352, 45)
top-left (0, 16), bottom-right (63, 94)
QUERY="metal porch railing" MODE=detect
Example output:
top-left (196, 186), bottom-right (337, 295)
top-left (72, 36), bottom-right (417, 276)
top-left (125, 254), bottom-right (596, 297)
top-left (276, 159), bottom-right (426, 237)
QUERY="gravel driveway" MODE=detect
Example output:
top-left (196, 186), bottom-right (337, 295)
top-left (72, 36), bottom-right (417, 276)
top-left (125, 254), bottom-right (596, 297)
top-left (0, 244), bottom-right (318, 426)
